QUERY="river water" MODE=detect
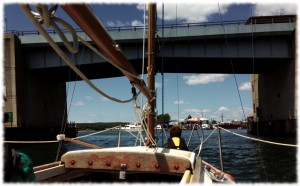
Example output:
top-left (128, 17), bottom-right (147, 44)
top-left (12, 129), bottom-right (297, 183)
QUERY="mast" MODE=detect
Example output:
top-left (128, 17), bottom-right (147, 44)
top-left (147, 3), bottom-right (156, 146)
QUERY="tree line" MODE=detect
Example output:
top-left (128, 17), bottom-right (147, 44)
top-left (76, 122), bottom-right (127, 131)
top-left (75, 113), bottom-right (172, 131)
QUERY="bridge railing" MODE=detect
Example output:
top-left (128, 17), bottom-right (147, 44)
top-left (4, 19), bottom-right (248, 36)
top-left (4, 16), bottom-right (295, 36)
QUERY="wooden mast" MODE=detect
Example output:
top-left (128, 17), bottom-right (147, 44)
top-left (147, 3), bottom-right (156, 146)
top-left (62, 3), bottom-right (156, 146)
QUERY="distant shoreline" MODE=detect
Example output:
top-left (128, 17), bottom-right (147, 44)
top-left (78, 130), bottom-right (96, 132)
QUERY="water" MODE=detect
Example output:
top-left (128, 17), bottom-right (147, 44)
top-left (12, 129), bottom-right (297, 183)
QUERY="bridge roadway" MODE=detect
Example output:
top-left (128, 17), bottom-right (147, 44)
top-left (18, 20), bottom-right (295, 81)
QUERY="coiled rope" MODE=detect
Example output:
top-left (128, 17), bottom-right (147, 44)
top-left (19, 4), bottom-right (141, 104)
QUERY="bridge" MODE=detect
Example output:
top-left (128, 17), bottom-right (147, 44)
top-left (3, 15), bottom-right (296, 138)
top-left (15, 17), bottom-right (295, 81)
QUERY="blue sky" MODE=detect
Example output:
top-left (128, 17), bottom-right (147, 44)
top-left (2, 1), bottom-right (297, 123)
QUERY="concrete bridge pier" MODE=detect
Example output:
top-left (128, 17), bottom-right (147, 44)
top-left (4, 34), bottom-right (67, 131)
top-left (249, 44), bottom-right (297, 137)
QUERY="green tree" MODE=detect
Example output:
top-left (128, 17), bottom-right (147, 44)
top-left (186, 114), bottom-right (192, 120)
top-left (157, 113), bottom-right (171, 126)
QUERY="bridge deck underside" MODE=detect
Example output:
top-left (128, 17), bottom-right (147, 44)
top-left (29, 56), bottom-right (290, 82)
top-left (24, 24), bottom-right (294, 82)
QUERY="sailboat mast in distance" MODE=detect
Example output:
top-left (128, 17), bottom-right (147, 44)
top-left (147, 3), bottom-right (156, 146)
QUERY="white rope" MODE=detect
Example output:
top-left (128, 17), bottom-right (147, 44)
top-left (219, 127), bottom-right (297, 147)
top-left (140, 3), bottom-right (147, 107)
top-left (19, 4), bottom-right (137, 104)
top-left (133, 101), bottom-right (157, 146)
top-left (132, 100), bottom-right (147, 146)
top-left (4, 140), bottom-right (59, 143)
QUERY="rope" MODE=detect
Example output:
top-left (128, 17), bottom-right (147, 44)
top-left (219, 127), bottom-right (297, 147)
top-left (134, 101), bottom-right (157, 146)
top-left (132, 101), bottom-right (146, 146)
top-left (65, 137), bottom-right (101, 149)
top-left (77, 35), bottom-right (144, 81)
top-left (20, 4), bottom-right (140, 104)
top-left (4, 140), bottom-right (59, 143)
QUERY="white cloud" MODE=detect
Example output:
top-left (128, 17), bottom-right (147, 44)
top-left (106, 19), bottom-right (144, 27)
top-left (183, 108), bottom-right (202, 113)
top-left (239, 82), bottom-right (251, 91)
top-left (183, 74), bottom-right (229, 85)
top-left (72, 100), bottom-right (85, 106)
top-left (107, 3), bottom-right (298, 29)
top-left (156, 3), bottom-right (231, 23)
top-left (177, 105), bottom-right (248, 121)
top-left (254, 3), bottom-right (297, 16)
top-left (174, 100), bottom-right (185, 105)
top-left (85, 96), bottom-right (92, 99)
top-left (182, 108), bottom-right (212, 116)
top-left (131, 20), bottom-right (144, 26)
top-left (106, 20), bottom-right (130, 27)
top-left (218, 106), bottom-right (229, 112)
top-left (214, 106), bottom-right (252, 121)
top-left (179, 106), bottom-right (252, 121)
top-left (136, 4), bottom-right (145, 11)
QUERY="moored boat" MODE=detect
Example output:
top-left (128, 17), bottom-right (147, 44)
top-left (120, 123), bottom-right (141, 131)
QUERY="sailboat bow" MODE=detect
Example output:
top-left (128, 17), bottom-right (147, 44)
top-left (18, 3), bottom-right (235, 184)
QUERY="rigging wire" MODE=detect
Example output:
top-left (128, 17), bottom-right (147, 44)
top-left (161, 2), bottom-right (165, 147)
top-left (56, 34), bottom-right (90, 162)
top-left (175, 3), bottom-right (180, 125)
top-left (62, 35), bottom-right (88, 134)
top-left (249, 5), bottom-right (262, 182)
top-left (217, 4), bottom-right (246, 120)
top-left (249, 4), bottom-right (268, 182)
top-left (55, 60), bottom-right (72, 161)
top-left (140, 3), bottom-right (147, 107)
top-left (217, 3), bottom-right (263, 180)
